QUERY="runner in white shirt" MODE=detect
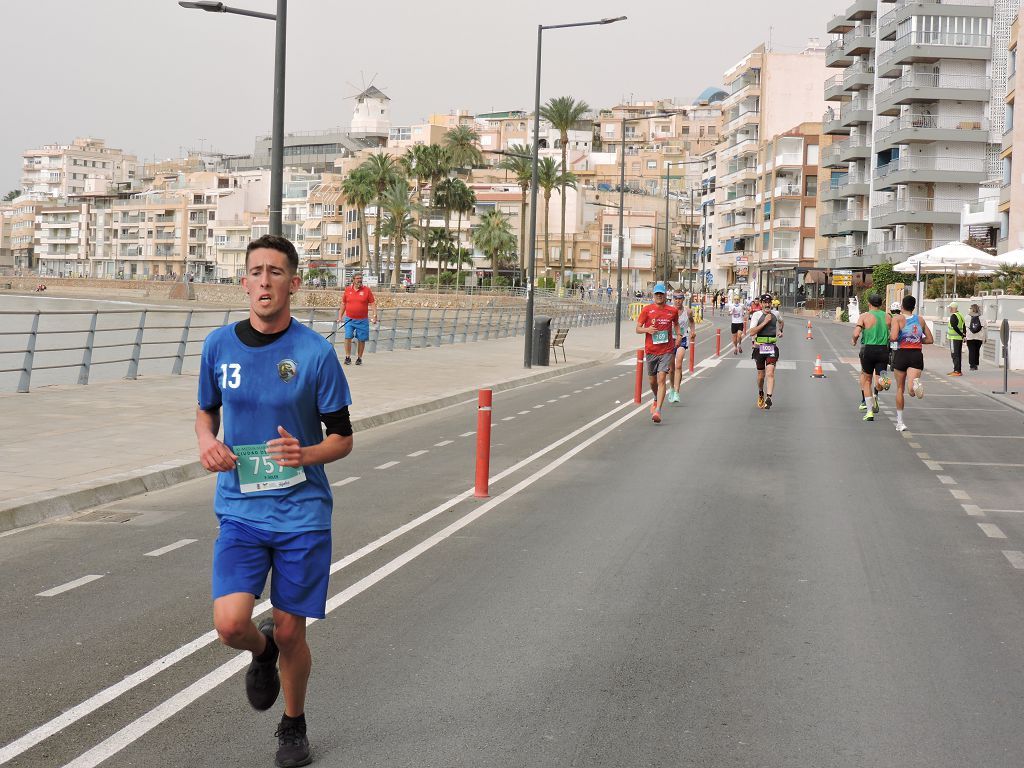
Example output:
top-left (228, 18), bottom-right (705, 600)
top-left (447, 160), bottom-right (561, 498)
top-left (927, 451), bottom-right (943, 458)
top-left (725, 297), bottom-right (746, 355)
top-left (667, 291), bottom-right (698, 404)
top-left (747, 293), bottom-right (785, 410)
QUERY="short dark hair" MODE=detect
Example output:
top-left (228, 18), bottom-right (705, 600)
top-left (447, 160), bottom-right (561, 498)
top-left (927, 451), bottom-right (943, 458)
top-left (245, 234), bottom-right (298, 273)
top-left (902, 295), bottom-right (916, 312)
top-left (867, 292), bottom-right (882, 307)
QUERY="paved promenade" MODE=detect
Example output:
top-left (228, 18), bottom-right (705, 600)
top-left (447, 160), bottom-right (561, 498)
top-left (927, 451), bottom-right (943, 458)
top-left (1, 321), bottom-right (631, 532)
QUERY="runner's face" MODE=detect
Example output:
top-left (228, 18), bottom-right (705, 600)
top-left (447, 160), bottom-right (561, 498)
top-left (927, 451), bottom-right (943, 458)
top-left (654, 292), bottom-right (666, 305)
top-left (242, 248), bottom-right (298, 322)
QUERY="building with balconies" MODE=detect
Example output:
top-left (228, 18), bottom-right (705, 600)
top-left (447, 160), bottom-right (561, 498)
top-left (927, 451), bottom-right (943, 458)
top-left (714, 41), bottom-right (828, 293)
top-left (34, 203), bottom-right (88, 277)
top-left (1000, 9), bottom-right (1024, 253)
top-left (824, 0), bottom-right (1013, 273)
top-left (21, 138), bottom-right (137, 199)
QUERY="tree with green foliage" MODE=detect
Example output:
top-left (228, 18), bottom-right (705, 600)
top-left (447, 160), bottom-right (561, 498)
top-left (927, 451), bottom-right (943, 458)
top-left (541, 96), bottom-right (589, 286)
top-left (536, 157), bottom-right (577, 282)
top-left (444, 125), bottom-right (483, 173)
top-left (498, 143), bottom-right (533, 279)
top-left (2, 189), bottom-right (21, 202)
top-left (377, 179), bottom-right (422, 288)
top-left (447, 180), bottom-right (476, 288)
top-left (360, 153), bottom-right (403, 280)
top-left (340, 167), bottom-right (374, 271)
top-left (472, 209), bottom-right (516, 284)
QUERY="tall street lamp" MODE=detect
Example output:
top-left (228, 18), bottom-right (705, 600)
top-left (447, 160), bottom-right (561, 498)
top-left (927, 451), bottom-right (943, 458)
top-left (662, 159), bottom-right (703, 287)
top-left (525, 15), bottom-right (626, 368)
top-left (180, 0), bottom-right (286, 235)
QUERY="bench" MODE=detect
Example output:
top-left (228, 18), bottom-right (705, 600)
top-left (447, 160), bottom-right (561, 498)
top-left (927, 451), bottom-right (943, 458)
top-left (550, 328), bottom-right (569, 363)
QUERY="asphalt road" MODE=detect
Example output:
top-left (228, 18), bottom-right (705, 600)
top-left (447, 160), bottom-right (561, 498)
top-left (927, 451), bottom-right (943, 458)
top-left (3, 316), bottom-right (1024, 767)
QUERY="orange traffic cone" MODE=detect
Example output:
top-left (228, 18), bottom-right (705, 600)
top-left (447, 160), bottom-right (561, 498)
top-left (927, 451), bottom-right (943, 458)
top-left (811, 354), bottom-right (826, 379)
top-left (805, 320), bottom-right (813, 340)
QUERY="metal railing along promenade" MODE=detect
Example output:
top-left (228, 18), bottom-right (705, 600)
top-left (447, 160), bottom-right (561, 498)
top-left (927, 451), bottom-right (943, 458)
top-left (0, 298), bottom-right (623, 393)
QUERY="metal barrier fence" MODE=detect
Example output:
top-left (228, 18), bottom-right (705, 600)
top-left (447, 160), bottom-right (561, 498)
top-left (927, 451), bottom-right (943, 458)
top-left (0, 299), bottom-right (623, 392)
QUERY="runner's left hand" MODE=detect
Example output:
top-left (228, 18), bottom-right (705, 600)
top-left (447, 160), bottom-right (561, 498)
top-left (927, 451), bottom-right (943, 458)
top-left (267, 425), bottom-right (303, 468)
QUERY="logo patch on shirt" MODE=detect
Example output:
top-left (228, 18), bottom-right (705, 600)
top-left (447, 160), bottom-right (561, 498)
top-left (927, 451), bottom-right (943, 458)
top-left (277, 359), bottom-right (298, 383)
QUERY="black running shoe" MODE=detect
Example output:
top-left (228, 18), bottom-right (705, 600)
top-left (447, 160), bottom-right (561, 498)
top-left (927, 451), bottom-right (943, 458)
top-left (275, 718), bottom-right (312, 767)
top-left (763, 396), bottom-right (772, 410)
top-left (245, 618), bottom-right (280, 711)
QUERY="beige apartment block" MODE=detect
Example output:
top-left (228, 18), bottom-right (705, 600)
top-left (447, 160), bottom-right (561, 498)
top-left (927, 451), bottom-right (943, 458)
top-left (715, 42), bottom-right (827, 296)
top-left (34, 202), bottom-right (89, 277)
top-left (0, 204), bottom-right (13, 269)
top-left (21, 138), bottom-right (137, 199)
top-left (10, 196), bottom-right (48, 271)
top-left (999, 10), bottom-right (1024, 253)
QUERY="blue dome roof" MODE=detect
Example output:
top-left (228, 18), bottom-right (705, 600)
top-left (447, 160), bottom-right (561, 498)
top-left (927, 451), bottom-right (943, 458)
top-left (696, 86), bottom-right (727, 104)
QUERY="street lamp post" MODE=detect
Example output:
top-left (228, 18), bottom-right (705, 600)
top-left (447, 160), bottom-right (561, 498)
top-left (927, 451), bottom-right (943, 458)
top-left (525, 16), bottom-right (626, 368)
top-left (179, 0), bottom-right (286, 236)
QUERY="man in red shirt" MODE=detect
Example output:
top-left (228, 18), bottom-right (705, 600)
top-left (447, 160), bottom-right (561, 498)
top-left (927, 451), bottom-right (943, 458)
top-left (635, 282), bottom-right (680, 424)
top-left (337, 273), bottom-right (377, 365)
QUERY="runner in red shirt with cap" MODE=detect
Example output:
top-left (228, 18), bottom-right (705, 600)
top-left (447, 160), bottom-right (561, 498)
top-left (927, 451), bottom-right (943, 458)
top-left (635, 282), bottom-right (680, 423)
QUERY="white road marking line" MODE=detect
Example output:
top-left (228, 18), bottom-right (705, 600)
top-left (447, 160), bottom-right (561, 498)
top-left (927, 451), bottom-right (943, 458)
top-left (1003, 551), bottom-right (1024, 569)
top-left (459, 431), bottom-right (474, 437)
top-left (547, 399), bottom-right (558, 403)
top-left (978, 523), bottom-right (1007, 539)
top-left (0, 392), bottom-right (658, 767)
top-left (916, 452), bottom-right (931, 459)
top-left (923, 460), bottom-right (943, 471)
top-left (937, 475), bottom-right (956, 485)
top-left (594, 382), bottom-right (603, 386)
top-left (560, 394), bottom-right (570, 398)
top-left (927, 461), bottom-right (1024, 468)
top-left (407, 451), bottom-right (428, 458)
top-left (50, 385), bottom-right (656, 768)
top-left (375, 461), bottom-right (399, 470)
top-left (584, 386), bottom-right (592, 390)
top-left (518, 410), bottom-right (531, 415)
top-left (434, 440), bottom-right (453, 447)
top-left (950, 489), bottom-right (970, 500)
top-left (698, 358), bottom-right (721, 368)
top-left (144, 540), bottom-right (198, 558)
top-left (962, 504), bottom-right (984, 517)
top-left (910, 433), bottom-right (1024, 439)
top-left (534, 404), bottom-right (545, 408)
top-left (983, 509), bottom-right (1024, 515)
top-left (36, 575), bottom-right (104, 598)
top-left (573, 389), bottom-right (583, 393)
top-left (502, 416), bottom-right (515, 421)
top-left (908, 442), bottom-right (922, 449)
top-left (331, 476), bottom-right (360, 487)
top-left (905, 406), bottom-right (1006, 411)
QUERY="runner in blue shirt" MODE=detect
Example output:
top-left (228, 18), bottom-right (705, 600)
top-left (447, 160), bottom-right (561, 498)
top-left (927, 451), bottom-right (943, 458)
top-left (196, 234), bottom-right (353, 767)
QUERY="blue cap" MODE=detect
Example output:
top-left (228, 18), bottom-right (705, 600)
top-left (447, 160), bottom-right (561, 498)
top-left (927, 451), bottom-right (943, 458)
top-left (653, 282), bottom-right (667, 294)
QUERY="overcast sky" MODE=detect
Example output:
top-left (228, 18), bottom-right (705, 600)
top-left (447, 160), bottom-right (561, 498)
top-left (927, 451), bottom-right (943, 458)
top-left (0, 0), bottom-right (828, 194)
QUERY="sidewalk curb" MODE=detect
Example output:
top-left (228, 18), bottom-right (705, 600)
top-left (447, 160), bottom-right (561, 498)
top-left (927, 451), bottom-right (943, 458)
top-left (0, 353), bottom-right (621, 534)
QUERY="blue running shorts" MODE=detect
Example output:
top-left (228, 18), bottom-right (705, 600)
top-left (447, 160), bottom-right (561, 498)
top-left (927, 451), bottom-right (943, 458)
top-left (212, 518), bottom-right (332, 619)
top-left (344, 317), bottom-right (370, 342)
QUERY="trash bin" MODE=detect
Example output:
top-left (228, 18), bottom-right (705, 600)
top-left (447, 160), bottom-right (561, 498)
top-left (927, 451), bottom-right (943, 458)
top-left (533, 315), bottom-right (552, 366)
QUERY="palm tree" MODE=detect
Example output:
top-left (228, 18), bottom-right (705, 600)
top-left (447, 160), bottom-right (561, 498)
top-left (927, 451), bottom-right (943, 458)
top-left (472, 209), bottom-right (516, 285)
top-left (498, 143), bottom-right (533, 283)
top-left (420, 144), bottom-right (451, 278)
top-left (377, 178), bottom-right (423, 288)
top-left (360, 153), bottom-right (402, 281)
top-left (537, 158), bottom-right (577, 285)
top-left (541, 96), bottom-right (589, 287)
top-left (400, 145), bottom-right (431, 273)
top-left (340, 167), bottom-right (374, 272)
top-left (444, 125), bottom-right (483, 174)
top-left (448, 180), bottom-right (476, 288)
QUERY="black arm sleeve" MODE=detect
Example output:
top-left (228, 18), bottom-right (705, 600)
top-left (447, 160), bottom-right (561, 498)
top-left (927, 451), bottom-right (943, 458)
top-left (320, 407), bottom-right (353, 438)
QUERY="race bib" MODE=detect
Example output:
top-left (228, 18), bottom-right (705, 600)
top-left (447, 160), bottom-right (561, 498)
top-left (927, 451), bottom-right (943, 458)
top-left (234, 443), bottom-right (306, 493)
top-left (759, 343), bottom-right (776, 356)
top-left (652, 330), bottom-right (669, 345)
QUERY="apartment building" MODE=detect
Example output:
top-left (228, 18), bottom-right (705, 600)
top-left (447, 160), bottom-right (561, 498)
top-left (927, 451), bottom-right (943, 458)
top-left (716, 42), bottom-right (827, 294)
top-left (21, 138), bottom-right (136, 198)
top-left (752, 124), bottom-right (829, 297)
top-left (999, 9), bottom-right (1024, 252)
top-left (0, 204), bottom-right (13, 269)
top-left (10, 196), bottom-right (48, 270)
top-left (823, 0), bottom-right (1012, 272)
top-left (34, 202), bottom-right (88, 276)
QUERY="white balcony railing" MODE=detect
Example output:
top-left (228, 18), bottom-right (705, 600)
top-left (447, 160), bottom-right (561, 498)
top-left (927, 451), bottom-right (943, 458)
top-left (875, 155), bottom-right (987, 177)
top-left (875, 113), bottom-right (989, 141)
top-left (876, 73), bottom-right (991, 103)
top-left (870, 196), bottom-right (973, 218)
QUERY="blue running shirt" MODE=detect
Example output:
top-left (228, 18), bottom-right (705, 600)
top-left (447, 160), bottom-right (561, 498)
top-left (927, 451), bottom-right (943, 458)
top-left (198, 319), bottom-right (351, 532)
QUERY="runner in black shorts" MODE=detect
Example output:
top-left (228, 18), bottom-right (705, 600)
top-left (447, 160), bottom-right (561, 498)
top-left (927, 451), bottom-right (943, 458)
top-left (852, 292), bottom-right (891, 422)
top-left (747, 294), bottom-right (784, 410)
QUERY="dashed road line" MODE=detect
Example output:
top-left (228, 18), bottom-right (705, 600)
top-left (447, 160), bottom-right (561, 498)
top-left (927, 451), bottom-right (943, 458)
top-left (534, 404), bottom-right (545, 409)
top-left (978, 523), bottom-right (1007, 539)
top-left (916, 452), bottom-right (931, 459)
top-left (144, 539), bottom-right (197, 558)
top-left (961, 504), bottom-right (984, 517)
top-left (434, 440), bottom-right (453, 447)
top-left (937, 475), bottom-right (956, 485)
top-left (459, 431), bottom-right (474, 437)
top-left (547, 399), bottom-right (558, 403)
top-left (950, 489), bottom-right (970, 500)
top-left (923, 460), bottom-right (943, 471)
top-left (37, 575), bottom-right (104, 598)
top-left (375, 461), bottom-right (400, 470)
top-left (518, 410), bottom-right (531, 415)
top-left (502, 416), bottom-right (515, 421)
top-left (927, 461), bottom-right (1024, 469)
top-left (908, 442), bottom-right (922, 449)
top-left (331, 476), bottom-right (360, 488)
top-left (1003, 551), bottom-right (1024, 569)
top-left (407, 451), bottom-right (428, 458)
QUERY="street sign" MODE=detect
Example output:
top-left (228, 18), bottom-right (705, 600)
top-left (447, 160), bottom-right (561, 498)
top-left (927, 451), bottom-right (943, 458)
top-left (832, 274), bottom-right (853, 286)
top-left (705, 273), bottom-right (714, 285)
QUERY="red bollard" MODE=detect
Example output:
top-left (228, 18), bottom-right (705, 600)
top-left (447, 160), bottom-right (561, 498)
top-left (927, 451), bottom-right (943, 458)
top-left (689, 337), bottom-right (695, 373)
top-left (716, 328), bottom-right (721, 356)
top-left (634, 349), bottom-right (644, 404)
top-left (474, 389), bottom-right (492, 498)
